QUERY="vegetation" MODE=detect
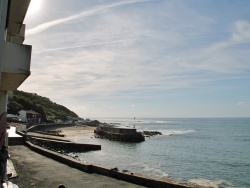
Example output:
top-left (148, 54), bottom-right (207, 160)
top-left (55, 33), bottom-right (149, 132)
top-left (7, 90), bottom-right (78, 122)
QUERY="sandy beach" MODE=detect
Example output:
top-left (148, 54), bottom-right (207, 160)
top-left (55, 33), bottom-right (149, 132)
top-left (54, 125), bottom-right (96, 140)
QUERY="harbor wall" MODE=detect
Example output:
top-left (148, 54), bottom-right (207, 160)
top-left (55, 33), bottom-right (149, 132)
top-left (27, 123), bottom-right (77, 132)
top-left (94, 127), bottom-right (145, 142)
top-left (27, 136), bottom-right (101, 153)
top-left (25, 141), bottom-right (201, 188)
top-left (99, 126), bottom-right (136, 134)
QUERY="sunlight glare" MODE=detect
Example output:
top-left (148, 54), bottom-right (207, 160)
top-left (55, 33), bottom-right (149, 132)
top-left (27, 0), bottom-right (42, 15)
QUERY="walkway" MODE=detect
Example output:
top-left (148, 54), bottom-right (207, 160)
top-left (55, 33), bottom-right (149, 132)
top-left (9, 145), bottom-right (144, 188)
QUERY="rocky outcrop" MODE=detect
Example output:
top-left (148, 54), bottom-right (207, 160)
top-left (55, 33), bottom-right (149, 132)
top-left (84, 120), bottom-right (100, 127)
top-left (142, 131), bottom-right (162, 137)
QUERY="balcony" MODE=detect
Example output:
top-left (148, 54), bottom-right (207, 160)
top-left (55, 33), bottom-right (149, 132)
top-left (0, 42), bottom-right (32, 91)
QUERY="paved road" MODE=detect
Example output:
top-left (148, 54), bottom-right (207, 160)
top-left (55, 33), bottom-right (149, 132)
top-left (9, 146), bottom-right (144, 188)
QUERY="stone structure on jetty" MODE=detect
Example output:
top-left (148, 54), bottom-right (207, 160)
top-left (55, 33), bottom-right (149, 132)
top-left (94, 125), bottom-right (145, 142)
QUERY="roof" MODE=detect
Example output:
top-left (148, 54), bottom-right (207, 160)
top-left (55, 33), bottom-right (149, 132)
top-left (22, 110), bottom-right (40, 115)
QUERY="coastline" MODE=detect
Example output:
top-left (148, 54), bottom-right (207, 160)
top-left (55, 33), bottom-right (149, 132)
top-left (11, 140), bottom-right (202, 188)
top-left (10, 123), bottom-right (209, 187)
top-left (50, 125), bottom-right (203, 188)
top-left (10, 117), bottom-right (249, 187)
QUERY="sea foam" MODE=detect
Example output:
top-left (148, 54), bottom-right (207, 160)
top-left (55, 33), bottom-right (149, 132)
top-left (159, 129), bottom-right (195, 136)
top-left (188, 178), bottom-right (234, 188)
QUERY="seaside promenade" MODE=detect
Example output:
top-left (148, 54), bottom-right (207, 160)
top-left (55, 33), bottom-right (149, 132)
top-left (9, 145), bottom-right (144, 188)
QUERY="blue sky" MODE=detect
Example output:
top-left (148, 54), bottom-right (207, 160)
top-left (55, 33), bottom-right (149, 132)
top-left (20, 0), bottom-right (250, 118)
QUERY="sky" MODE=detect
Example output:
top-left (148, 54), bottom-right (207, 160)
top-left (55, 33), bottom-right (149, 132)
top-left (20, 0), bottom-right (250, 118)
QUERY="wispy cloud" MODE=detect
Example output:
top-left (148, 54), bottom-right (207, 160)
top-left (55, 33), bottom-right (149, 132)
top-left (22, 0), bottom-right (250, 117)
top-left (232, 20), bottom-right (250, 42)
top-left (26, 0), bottom-right (151, 36)
top-left (33, 39), bottom-right (137, 53)
top-left (235, 102), bottom-right (250, 107)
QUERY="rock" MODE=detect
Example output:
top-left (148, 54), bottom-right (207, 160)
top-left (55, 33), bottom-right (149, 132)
top-left (111, 167), bottom-right (118, 171)
top-left (142, 131), bottom-right (162, 137)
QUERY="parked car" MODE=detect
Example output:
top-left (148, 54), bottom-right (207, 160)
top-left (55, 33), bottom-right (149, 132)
top-left (7, 117), bottom-right (26, 123)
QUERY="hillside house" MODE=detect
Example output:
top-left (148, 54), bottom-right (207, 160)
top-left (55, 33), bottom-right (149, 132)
top-left (19, 110), bottom-right (41, 125)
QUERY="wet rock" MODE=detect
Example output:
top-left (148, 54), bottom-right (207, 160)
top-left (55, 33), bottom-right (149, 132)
top-left (142, 131), bottom-right (162, 137)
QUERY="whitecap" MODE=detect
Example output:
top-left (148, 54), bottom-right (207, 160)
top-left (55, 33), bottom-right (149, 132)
top-left (142, 164), bottom-right (168, 177)
top-left (189, 178), bottom-right (234, 188)
top-left (158, 129), bottom-right (195, 136)
top-left (154, 120), bottom-right (173, 124)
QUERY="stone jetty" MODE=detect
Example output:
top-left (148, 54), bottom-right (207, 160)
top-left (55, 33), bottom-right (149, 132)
top-left (94, 125), bottom-right (145, 142)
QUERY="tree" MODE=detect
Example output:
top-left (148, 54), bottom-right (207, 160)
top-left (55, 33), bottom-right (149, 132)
top-left (7, 101), bottom-right (23, 115)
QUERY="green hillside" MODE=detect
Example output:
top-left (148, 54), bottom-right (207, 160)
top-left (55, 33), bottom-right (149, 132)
top-left (7, 90), bottom-right (78, 122)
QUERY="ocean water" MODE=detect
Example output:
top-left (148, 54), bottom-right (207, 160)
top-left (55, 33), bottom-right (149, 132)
top-left (72, 118), bottom-right (250, 188)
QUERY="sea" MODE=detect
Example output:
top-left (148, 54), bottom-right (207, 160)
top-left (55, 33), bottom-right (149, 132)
top-left (71, 118), bottom-right (250, 188)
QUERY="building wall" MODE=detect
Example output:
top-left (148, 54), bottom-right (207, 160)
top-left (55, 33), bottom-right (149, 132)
top-left (0, 0), bottom-right (8, 114)
top-left (0, 0), bottom-right (32, 148)
top-left (19, 110), bottom-right (27, 122)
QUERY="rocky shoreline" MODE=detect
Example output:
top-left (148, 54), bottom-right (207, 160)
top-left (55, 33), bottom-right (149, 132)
top-left (142, 131), bottom-right (162, 137)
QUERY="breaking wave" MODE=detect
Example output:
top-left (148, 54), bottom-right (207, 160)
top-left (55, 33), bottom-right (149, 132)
top-left (143, 165), bottom-right (169, 177)
top-left (189, 178), bottom-right (235, 188)
top-left (159, 129), bottom-right (195, 136)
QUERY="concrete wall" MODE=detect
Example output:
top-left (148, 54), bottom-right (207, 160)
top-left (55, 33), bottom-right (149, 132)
top-left (2, 42), bottom-right (31, 74)
top-left (100, 126), bottom-right (136, 135)
top-left (16, 124), bottom-right (27, 132)
top-left (95, 127), bottom-right (145, 142)
top-left (27, 123), bottom-right (77, 132)
top-left (25, 141), bottom-right (202, 188)
top-left (27, 136), bottom-right (101, 153)
top-left (8, 137), bottom-right (24, 145)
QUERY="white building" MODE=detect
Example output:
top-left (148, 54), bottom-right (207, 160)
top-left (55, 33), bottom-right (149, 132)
top-left (0, 0), bottom-right (32, 144)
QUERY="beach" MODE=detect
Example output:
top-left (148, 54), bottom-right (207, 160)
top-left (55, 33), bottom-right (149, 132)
top-left (54, 125), bottom-right (96, 140)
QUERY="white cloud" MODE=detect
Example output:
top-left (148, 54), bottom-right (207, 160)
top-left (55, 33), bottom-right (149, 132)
top-left (232, 20), bottom-right (250, 42)
top-left (235, 102), bottom-right (250, 107)
top-left (34, 39), bottom-right (137, 53)
top-left (26, 0), bottom-right (151, 36)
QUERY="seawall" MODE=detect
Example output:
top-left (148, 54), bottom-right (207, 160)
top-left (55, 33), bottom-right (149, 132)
top-left (27, 136), bottom-right (101, 153)
top-left (27, 123), bottom-right (78, 132)
top-left (25, 141), bottom-right (204, 188)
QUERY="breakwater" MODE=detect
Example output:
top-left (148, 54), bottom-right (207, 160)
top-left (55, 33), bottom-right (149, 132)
top-left (94, 126), bottom-right (145, 142)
